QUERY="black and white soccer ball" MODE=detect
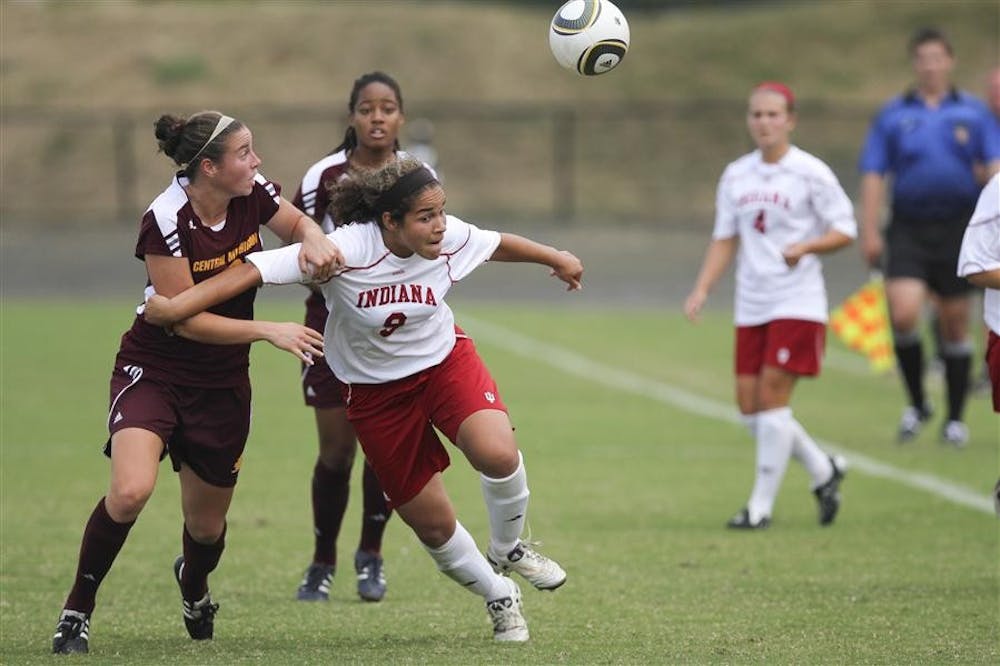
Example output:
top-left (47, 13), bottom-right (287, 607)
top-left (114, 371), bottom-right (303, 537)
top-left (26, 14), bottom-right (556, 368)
top-left (549, 0), bottom-right (630, 76)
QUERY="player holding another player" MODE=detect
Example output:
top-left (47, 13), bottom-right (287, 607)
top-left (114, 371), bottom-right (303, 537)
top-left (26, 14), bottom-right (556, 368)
top-left (50, 111), bottom-right (342, 654)
top-left (143, 156), bottom-right (582, 642)
top-left (684, 82), bottom-right (857, 530)
top-left (290, 71), bottom-right (422, 604)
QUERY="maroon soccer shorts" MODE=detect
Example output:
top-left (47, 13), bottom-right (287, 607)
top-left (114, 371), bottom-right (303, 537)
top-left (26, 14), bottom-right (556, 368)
top-left (302, 357), bottom-right (347, 409)
top-left (345, 336), bottom-right (509, 508)
top-left (105, 364), bottom-right (252, 488)
top-left (735, 319), bottom-right (826, 377)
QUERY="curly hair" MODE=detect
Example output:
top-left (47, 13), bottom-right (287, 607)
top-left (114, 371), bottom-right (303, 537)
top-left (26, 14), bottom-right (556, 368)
top-left (328, 155), bottom-right (437, 227)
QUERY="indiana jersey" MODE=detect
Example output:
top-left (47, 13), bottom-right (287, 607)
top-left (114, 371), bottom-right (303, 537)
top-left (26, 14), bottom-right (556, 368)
top-left (118, 172), bottom-right (281, 387)
top-left (248, 215), bottom-right (501, 383)
top-left (958, 173), bottom-right (1000, 334)
top-left (714, 146), bottom-right (857, 326)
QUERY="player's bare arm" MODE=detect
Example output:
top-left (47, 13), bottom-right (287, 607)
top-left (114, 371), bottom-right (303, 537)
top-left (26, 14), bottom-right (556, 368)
top-left (145, 261), bottom-right (266, 327)
top-left (965, 268), bottom-right (1000, 290)
top-left (267, 198), bottom-right (345, 280)
top-left (684, 236), bottom-right (737, 322)
top-left (490, 232), bottom-right (583, 291)
top-left (144, 257), bottom-right (321, 364)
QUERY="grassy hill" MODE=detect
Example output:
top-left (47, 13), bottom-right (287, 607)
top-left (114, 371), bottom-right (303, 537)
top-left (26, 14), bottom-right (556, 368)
top-left (1, 0), bottom-right (997, 228)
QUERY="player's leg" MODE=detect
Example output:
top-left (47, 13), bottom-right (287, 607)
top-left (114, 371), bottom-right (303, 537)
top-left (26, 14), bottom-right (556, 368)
top-left (53, 428), bottom-right (162, 654)
top-left (355, 459), bottom-right (391, 601)
top-left (741, 367), bottom-right (797, 527)
top-left (298, 404), bottom-right (354, 601)
top-left (169, 383), bottom-right (248, 641)
top-left (175, 465), bottom-right (232, 641)
top-left (395, 473), bottom-right (528, 642)
top-left (433, 338), bottom-right (565, 591)
top-left (728, 326), bottom-right (770, 529)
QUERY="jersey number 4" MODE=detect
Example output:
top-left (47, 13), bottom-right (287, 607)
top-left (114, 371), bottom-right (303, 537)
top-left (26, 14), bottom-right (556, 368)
top-left (753, 210), bottom-right (766, 234)
top-left (379, 312), bottom-right (407, 337)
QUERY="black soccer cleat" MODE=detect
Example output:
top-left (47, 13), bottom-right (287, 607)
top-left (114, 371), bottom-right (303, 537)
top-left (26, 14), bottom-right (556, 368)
top-left (814, 455), bottom-right (847, 526)
top-left (296, 562), bottom-right (335, 602)
top-left (173, 555), bottom-right (219, 640)
top-left (354, 550), bottom-right (387, 602)
top-left (726, 508), bottom-right (771, 530)
top-left (52, 609), bottom-right (90, 654)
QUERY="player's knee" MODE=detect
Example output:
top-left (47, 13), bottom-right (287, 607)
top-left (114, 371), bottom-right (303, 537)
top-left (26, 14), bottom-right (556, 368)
top-left (106, 480), bottom-right (154, 520)
top-left (184, 515), bottom-right (226, 544)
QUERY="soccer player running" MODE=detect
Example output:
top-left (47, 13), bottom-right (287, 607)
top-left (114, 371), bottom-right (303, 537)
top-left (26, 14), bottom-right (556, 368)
top-left (858, 27), bottom-right (1000, 446)
top-left (143, 156), bottom-right (580, 641)
top-left (290, 71), bottom-right (424, 603)
top-left (684, 82), bottom-right (856, 530)
top-left (51, 111), bottom-right (342, 654)
top-left (956, 173), bottom-right (1000, 513)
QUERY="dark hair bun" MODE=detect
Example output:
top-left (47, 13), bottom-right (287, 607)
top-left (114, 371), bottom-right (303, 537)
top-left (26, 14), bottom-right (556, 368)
top-left (154, 114), bottom-right (187, 160)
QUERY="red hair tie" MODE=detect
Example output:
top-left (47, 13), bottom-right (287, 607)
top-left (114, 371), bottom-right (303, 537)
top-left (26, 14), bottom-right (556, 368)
top-left (754, 81), bottom-right (795, 111)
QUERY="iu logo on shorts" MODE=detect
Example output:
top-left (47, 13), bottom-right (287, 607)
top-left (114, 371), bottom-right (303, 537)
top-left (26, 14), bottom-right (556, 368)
top-left (484, 391), bottom-right (496, 404)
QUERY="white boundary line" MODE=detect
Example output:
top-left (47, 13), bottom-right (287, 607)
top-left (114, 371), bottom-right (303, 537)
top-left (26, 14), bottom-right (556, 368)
top-left (460, 314), bottom-right (994, 516)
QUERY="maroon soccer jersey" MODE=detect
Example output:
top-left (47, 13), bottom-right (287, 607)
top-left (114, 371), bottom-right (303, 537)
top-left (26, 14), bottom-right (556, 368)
top-left (115, 172), bottom-right (281, 387)
top-left (292, 150), bottom-right (350, 327)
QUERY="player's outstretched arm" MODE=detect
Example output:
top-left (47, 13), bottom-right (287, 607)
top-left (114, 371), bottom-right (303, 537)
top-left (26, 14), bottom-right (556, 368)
top-left (490, 232), bottom-right (583, 291)
top-left (145, 261), bottom-right (265, 326)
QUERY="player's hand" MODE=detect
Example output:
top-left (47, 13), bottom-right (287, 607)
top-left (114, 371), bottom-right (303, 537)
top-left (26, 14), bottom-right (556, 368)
top-left (142, 294), bottom-right (176, 327)
top-left (782, 243), bottom-right (808, 267)
top-left (298, 235), bottom-right (344, 283)
top-left (683, 290), bottom-right (707, 323)
top-left (549, 250), bottom-right (584, 291)
top-left (264, 322), bottom-right (325, 365)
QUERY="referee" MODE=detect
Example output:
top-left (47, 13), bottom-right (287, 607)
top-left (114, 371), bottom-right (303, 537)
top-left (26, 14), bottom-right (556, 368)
top-left (858, 27), bottom-right (1000, 446)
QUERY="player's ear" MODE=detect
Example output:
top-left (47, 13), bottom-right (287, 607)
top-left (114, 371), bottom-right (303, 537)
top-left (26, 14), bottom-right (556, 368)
top-left (381, 211), bottom-right (396, 229)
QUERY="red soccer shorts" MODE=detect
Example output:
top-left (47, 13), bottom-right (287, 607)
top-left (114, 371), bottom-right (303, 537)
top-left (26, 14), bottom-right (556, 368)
top-left (735, 319), bottom-right (826, 377)
top-left (345, 336), bottom-right (508, 508)
top-left (987, 330), bottom-right (1000, 413)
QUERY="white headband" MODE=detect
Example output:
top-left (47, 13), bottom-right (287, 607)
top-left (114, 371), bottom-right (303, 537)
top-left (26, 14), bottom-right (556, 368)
top-left (182, 114), bottom-right (236, 169)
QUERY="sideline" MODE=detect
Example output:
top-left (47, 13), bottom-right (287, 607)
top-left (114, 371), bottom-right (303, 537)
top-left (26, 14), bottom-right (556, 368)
top-left (460, 314), bottom-right (994, 516)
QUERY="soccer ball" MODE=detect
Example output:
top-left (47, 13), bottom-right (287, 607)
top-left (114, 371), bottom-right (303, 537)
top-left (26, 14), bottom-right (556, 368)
top-left (549, 0), bottom-right (630, 76)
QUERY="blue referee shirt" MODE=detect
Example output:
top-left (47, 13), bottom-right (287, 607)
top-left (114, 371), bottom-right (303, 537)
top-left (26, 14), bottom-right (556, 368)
top-left (858, 89), bottom-right (997, 222)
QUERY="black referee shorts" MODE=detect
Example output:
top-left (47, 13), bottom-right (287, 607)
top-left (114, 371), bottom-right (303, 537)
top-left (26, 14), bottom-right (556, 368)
top-left (884, 216), bottom-right (974, 297)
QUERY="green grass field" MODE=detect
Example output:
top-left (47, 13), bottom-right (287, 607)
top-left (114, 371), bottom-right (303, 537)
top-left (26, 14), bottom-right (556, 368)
top-left (2, 300), bottom-right (998, 664)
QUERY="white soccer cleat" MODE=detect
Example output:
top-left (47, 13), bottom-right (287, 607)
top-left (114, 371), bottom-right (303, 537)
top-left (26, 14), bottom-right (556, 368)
top-left (485, 576), bottom-right (529, 642)
top-left (486, 541), bottom-right (567, 591)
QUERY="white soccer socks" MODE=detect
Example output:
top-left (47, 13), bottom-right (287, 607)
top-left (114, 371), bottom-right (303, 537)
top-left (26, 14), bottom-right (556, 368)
top-left (423, 521), bottom-right (510, 601)
top-left (788, 416), bottom-right (835, 489)
top-left (747, 407), bottom-right (795, 523)
top-left (480, 451), bottom-right (530, 557)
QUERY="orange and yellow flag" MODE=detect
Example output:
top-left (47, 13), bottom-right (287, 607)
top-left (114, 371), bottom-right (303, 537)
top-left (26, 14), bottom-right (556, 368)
top-left (830, 276), bottom-right (894, 373)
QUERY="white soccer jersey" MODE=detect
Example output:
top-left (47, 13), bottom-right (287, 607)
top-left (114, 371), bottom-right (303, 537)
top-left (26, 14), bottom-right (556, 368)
top-left (713, 146), bottom-right (858, 326)
top-left (247, 215), bottom-right (501, 383)
top-left (957, 173), bottom-right (1000, 334)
